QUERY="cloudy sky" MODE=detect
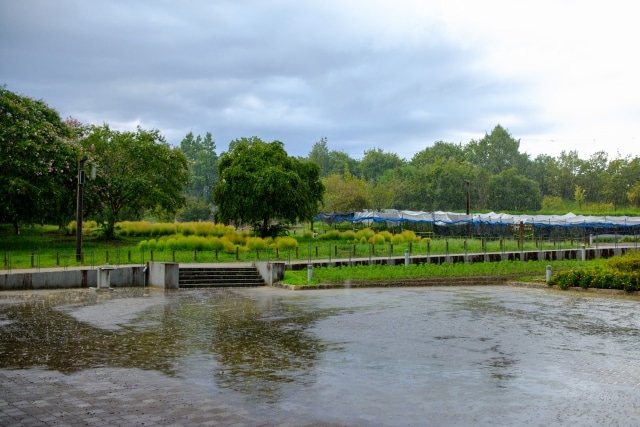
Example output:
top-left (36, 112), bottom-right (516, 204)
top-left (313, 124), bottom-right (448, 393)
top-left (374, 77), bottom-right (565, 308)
top-left (2, 0), bottom-right (639, 160)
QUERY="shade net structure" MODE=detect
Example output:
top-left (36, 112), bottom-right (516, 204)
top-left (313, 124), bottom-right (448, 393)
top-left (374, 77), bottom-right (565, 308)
top-left (315, 210), bottom-right (640, 242)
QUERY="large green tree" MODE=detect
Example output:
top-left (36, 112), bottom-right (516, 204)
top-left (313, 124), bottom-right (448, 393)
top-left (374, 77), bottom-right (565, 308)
top-left (214, 137), bottom-right (324, 237)
top-left (487, 168), bottom-right (542, 212)
top-left (180, 131), bottom-right (218, 202)
top-left (0, 87), bottom-right (78, 234)
top-left (465, 125), bottom-right (530, 175)
top-left (359, 148), bottom-right (405, 183)
top-left (179, 131), bottom-right (218, 221)
top-left (322, 171), bottom-right (371, 212)
top-left (82, 124), bottom-right (189, 238)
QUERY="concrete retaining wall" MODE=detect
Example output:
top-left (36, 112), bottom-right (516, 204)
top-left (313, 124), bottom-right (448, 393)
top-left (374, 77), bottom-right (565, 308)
top-left (0, 265), bottom-right (146, 291)
top-left (254, 262), bottom-right (286, 285)
top-left (147, 262), bottom-right (179, 289)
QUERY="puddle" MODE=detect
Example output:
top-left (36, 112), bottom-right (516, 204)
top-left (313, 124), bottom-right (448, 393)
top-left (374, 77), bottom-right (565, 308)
top-left (1, 286), bottom-right (640, 425)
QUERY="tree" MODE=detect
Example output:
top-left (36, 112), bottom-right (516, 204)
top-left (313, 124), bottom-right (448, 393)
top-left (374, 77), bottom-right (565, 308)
top-left (359, 148), bottom-right (405, 183)
top-left (411, 141), bottom-right (466, 167)
top-left (322, 170), bottom-right (371, 212)
top-left (82, 124), bottom-right (189, 238)
top-left (180, 131), bottom-right (218, 204)
top-left (214, 137), bottom-right (324, 237)
top-left (465, 125), bottom-right (530, 175)
top-left (487, 168), bottom-right (542, 212)
top-left (574, 185), bottom-right (586, 208)
top-left (0, 87), bottom-right (78, 234)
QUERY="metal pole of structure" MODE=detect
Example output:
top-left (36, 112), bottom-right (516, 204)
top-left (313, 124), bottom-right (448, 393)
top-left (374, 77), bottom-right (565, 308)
top-left (465, 180), bottom-right (471, 237)
top-left (75, 156), bottom-right (88, 262)
top-left (465, 180), bottom-right (470, 215)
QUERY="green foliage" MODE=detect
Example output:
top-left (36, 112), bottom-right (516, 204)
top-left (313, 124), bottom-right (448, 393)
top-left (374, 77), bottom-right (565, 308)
top-left (82, 124), bottom-right (189, 238)
top-left (370, 234), bottom-right (385, 245)
top-left (322, 171), bottom-right (371, 212)
top-left (215, 137), bottom-right (325, 238)
top-left (275, 237), bottom-right (298, 251)
top-left (605, 250), bottom-right (640, 272)
top-left (377, 230), bottom-right (393, 242)
top-left (390, 234), bottom-right (405, 244)
top-left (0, 87), bottom-right (78, 234)
top-left (488, 168), bottom-right (542, 212)
top-left (246, 237), bottom-right (269, 250)
top-left (355, 228), bottom-right (376, 241)
top-left (180, 131), bottom-right (218, 203)
top-left (401, 230), bottom-right (419, 242)
top-left (319, 229), bottom-right (340, 240)
top-left (549, 268), bottom-right (640, 292)
top-left (340, 230), bottom-right (356, 241)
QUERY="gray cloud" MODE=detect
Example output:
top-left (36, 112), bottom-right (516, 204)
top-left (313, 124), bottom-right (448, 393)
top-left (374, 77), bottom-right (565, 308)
top-left (1, 0), bottom-right (539, 159)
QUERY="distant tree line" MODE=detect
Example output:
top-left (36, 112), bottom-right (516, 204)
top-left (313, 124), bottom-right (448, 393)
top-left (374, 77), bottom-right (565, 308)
top-left (3, 85), bottom-right (640, 237)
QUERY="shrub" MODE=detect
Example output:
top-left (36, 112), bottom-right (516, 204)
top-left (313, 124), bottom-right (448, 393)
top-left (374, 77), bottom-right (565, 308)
top-left (401, 230), bottom-right (419, 242)
top-left (356, 228), bottom-right (375, 241)
top-left (276, 237), bottom-right (298, 250)
top-left (319, 230), bottom-right (340, 240)
top-left (390, 234), bottom-right (405, 245)
top-left (223, 239), bottom-right (237, 254)
top-left (377, 231), bottom-right (393, 242)
top-left (246, 237), bottom-right (269, 250)
top-left (370, 234), bottom-right (385, 245)
top-left (203, 236), bottom-right (221, 251)
top-left (606, 250), bottom-right (640, 272)
top-left (340, 230), bottom-right (356, 241)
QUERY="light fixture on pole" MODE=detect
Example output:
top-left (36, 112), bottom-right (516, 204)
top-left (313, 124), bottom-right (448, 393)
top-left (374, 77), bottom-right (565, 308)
top-left (76, 155), bottom-right (88, 262)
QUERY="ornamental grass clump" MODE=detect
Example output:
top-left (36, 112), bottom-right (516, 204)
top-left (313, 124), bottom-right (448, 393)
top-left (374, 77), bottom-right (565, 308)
top-left (377, 231), bottom-right (393, 242)
top-left (275, 237), bottom-right (298, 251)
top-left (356, 228), bottom-right (375, 241)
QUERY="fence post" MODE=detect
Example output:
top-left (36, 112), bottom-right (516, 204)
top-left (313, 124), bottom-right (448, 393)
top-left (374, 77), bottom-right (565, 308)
top-left (236, 246), bottom-right (239, 260)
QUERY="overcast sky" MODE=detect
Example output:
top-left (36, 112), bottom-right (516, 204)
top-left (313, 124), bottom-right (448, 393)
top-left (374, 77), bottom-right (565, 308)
top-left (2, 0), bottom-right (640, 161)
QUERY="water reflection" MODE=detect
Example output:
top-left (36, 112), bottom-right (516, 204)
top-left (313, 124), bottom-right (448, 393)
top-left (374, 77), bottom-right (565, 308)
top-left (0, 288), bottom-right (332, 402)
top-left (3, 286), bottom-right (640, 425)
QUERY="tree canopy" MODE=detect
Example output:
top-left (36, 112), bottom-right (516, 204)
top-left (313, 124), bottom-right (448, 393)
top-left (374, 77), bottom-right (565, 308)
top-left (81, 124), bottom-right (189, 238)
top-left (0, 87), bottom-right (78, 234)
top-left (214, 137), bottom-right (324, 237)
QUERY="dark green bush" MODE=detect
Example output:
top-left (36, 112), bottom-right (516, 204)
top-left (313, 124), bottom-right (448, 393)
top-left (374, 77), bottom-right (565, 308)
top-left (549, 268), bottom-right (640, 291)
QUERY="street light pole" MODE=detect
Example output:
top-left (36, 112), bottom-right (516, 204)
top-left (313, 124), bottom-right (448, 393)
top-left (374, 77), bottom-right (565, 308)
top-left (76, 156), bottom-right (88, 262)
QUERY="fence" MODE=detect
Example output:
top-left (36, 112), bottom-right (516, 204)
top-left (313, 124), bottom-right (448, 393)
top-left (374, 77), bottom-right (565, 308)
top-left (3, 233), bottom-right (638, 272)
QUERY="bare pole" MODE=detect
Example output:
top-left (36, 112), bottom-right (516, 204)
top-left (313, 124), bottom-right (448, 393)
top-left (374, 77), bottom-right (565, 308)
top-left (465, 180), bottom-right (470, 215)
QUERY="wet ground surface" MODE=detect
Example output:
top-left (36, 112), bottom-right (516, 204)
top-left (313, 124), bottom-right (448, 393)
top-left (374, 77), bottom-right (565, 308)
top-left (2, 285), bottom-right (640, 426)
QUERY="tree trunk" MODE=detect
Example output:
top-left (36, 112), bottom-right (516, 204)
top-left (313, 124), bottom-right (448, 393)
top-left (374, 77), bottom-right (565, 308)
top-left (13, 219), bottom-right (20, 235)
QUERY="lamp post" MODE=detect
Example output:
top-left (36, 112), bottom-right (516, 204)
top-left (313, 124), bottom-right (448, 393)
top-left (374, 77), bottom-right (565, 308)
top-left (76, 156), bottom-right (88, 262)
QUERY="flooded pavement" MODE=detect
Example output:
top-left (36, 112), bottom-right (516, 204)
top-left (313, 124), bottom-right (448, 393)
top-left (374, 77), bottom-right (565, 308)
top-left (1, 286), bottom-right (640, 426)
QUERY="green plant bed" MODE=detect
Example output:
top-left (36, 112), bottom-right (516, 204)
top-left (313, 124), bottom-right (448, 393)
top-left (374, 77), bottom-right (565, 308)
top-left (283, 259), bottom-right (606, 286)
top-left (549, 250), bottom-right (640, 291)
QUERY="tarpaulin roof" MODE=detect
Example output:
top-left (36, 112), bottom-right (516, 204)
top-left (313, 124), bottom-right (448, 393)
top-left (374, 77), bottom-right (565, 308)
top-left (316, 210), bottom-right (640, 228)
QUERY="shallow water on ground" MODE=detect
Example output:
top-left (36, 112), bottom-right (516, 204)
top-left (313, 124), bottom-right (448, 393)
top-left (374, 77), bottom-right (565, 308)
top-left (1, 286), bottom-right (640, 425)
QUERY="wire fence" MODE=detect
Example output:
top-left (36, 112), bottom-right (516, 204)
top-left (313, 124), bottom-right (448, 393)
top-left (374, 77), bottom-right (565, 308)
top-left (3, 233), bottom-right (638, 273)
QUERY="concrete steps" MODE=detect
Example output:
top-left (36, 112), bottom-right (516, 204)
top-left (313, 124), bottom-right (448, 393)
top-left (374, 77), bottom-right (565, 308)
top-left (178, 267), bottom-right (265, 288)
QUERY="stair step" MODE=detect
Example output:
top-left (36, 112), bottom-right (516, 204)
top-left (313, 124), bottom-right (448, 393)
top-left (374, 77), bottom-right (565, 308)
top-left (178, 266), bottom-right (266, 288)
